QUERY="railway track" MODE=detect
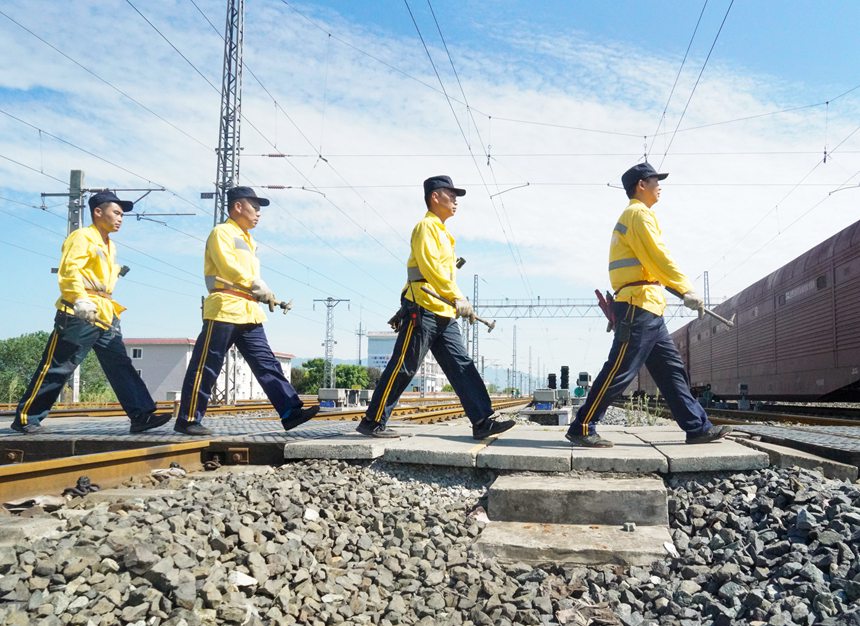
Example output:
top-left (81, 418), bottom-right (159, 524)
top-left (0, 398), bottom-right (528, 501)
top-left (0, 393), bottom-right (485, 420)
top-left (619, 398), bottom-right (860, 428)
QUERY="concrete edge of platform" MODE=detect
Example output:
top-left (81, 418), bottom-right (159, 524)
top-left (473, 521), bottom-right (673, 566)
top-left (737, 438), bottom-right (859, 482)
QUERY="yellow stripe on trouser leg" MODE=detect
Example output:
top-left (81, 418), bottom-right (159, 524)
top-left (19, 331), bottom-right (59, 425)
top-left (372, 319), bottom-right (416, 423)
top-left (187, 320), bottom-right (215, 423)
top-left (581, 307), bottom-right (635, 436)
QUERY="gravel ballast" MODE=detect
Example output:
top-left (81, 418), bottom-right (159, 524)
top-left (0, 457), bottom-right (858, 625)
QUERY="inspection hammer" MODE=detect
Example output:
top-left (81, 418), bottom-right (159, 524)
top-left (666, 287), bottom-right (735, 328)
top-left (214, 276), bottom-right (293, 314)
top-left (420, 286), bottom-right (496, 332)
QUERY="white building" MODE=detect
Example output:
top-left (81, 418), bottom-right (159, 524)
top-left (124, 338), bottom-right (294, 402)
top-left (367, 331), bottom-right (449, 393)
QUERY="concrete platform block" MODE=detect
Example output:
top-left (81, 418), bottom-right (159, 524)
top-left (488, 475), bottom-right (667, 525)
top-left (477, 427), bottom-right (571, 472)
top-left (283, 435), bottom-right (388, 460)
top-left (570, 431), bottom-right (669, 473)
top-left (382, 424), bottom-right (486, 467)
top-left (474, 521), bottom-right (672, 566)
top-left (647, 437), bottom-right (769, 472)
top-left (739, 439), bottom-right (858, 482)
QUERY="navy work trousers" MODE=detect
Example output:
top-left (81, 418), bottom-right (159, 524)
top-left (177, 320), bottom-right (301, 425)
top-left (15, 312), bottom-right (156, 427)
top-left (365, 300), bottom-right (493, 427)
top-left (570, 301), bottom-right (712, 438)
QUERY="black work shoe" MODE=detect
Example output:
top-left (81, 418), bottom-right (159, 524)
top-left (472, 418), bottom-right (515, 440)
top-left (10, 421), bottom-right (42, 434)
top-left (129, 412), bottom-right (172, 433)
top-left (173, 422), bottom-right (213, 436)
top-left (356, 420), bottom-right (401, 438)
top-left (282, 405), bottom-right (320, 431)
top-left (565, 432), bottom-right (615, 448)
top-left (686, 424), bottom-right (733, 444)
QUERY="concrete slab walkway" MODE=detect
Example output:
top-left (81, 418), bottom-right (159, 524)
top-left (281, 420), bottom-right (769, 474)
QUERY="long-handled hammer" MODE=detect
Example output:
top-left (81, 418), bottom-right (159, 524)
top-left (214, 276), bottom-right (293, 314)
top-left (666, 287), bottom-right (735, 328)
top-left (420, 286), bottom-right (496, 332)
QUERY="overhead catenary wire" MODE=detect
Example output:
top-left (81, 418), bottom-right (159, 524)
top-left (425, 0), bottom-right (533, 298)
top-left (657, 0), bottom-right (735, 169)
top-left (188, 0), bottom-right (408, 252)
top-left (647, 0), bottom-right (709, 158)
top-left (403, 0), bottom-right (534, 297)
top-left (713, 120), bottom-right (860, 282)
top-left (0, 8), bottom-right (212, 152)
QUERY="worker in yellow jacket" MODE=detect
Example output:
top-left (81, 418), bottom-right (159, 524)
top-left (172, 186), bottom-right (318, 436)
top-left (11, 191), bottom-right (166, 434)
top-left (567, 163), bottom-right (732, 447)
top-left (357, 175), bottom-right (514, 439)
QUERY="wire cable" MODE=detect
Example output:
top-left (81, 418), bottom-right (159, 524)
top-left (404, 0), bottom-right (533, 297)
top-left (657, 0), bottom-right (735, 168)
top-left (0, 8), bottom-right (211, 152)
top-left (647, 0), bottom-right (708, 157)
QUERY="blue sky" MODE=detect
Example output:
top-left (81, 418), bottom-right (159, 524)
top-left (1, 0), bottom-right (859, 384)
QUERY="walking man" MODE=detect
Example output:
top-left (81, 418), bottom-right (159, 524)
top-left (356, 175), bottom-right (515, 439)
top-left (567, 163), bottom-right (732, 447)
top-left (11, 191), bottom-right (167, 434)
top-left (173, 186), bottom-right (318, 436)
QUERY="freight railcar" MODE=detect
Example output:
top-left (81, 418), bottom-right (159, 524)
top-left (636, 219), bottom-right (860, 401)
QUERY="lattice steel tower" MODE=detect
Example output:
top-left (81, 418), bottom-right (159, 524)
top-left (314, 298), bottom-right (349, 388)
top-left (213, 0), bottom-right (244, 225)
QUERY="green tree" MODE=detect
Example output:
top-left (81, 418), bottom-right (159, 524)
top-left (0, 331), bottom-right (113, 404)
top-left (296, 358), bottom-right (327, 394)
top-left (79, 352), bottom-right (115, 403)
top-left (335, 364), bottom-right (369, 389)
top-left (0, 331), bottom-right (51, 401)
top-left (290, 367), bottom-right (306, 393)
top-left (486, 383), bottom-right (499, 394)
top-left (442, 383), bottom-right (454, 392)
top-left (366, 367), bottom-right (382, 389)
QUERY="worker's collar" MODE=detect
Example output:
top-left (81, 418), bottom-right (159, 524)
top-left (627, 198), bottom-right (653, 210)
top-left (224, 217), bottom-right (251, 235)
top-left (424, 210), bottom-right (447, 227)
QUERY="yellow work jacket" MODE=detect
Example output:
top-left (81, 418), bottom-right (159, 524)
top-left (609, 199), bottom-right (693, 316)
top-left (55, 225), bottom-right (126, 326)
top-left (403, 211), bottom-right (464, 317)
top-left (202, 218), bottom-right (266, 324)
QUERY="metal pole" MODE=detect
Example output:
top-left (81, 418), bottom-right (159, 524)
top-left (214, 0), bottom-right (244, 225)
top-left (471, 273), bottom-right (479, 363)
top-left (314, 297), bottom-right (349, 388)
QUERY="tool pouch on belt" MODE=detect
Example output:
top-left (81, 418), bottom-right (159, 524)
top-left (387, 305), bottom-right (407, 332)
top-left (594, 289), bottom-right (616, 333)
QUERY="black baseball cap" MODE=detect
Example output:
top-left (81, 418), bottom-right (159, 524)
top-left (423, 175), bottom-right (466, 198)
top-left (227, 186), bottom-right (270, 207)
top-left (88, 190), bottom-right (133, 212)
top-left (621, 162), bottom-right (668, 194)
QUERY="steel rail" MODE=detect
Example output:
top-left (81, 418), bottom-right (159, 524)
top-left (0, 441), bottom-right (209, 502)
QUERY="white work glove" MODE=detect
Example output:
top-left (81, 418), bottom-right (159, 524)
top-left (250, 278), bottom-right (276, 305)
top-left (454, 298), bottom-right (476, 323)
top-left (683, 291), bottom-right (705, 319)
top-left (73, 298), bottom-right (98, 323)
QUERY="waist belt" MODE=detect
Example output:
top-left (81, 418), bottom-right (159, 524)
top-left (211, 288), bottom-right (256, 302)
top-left (614, 280), bottom-right (660, 296)
top-left (85, 288), bottom-right (112, 299)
